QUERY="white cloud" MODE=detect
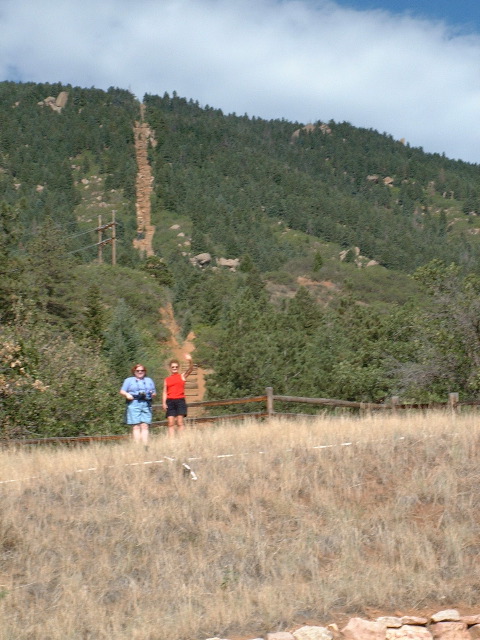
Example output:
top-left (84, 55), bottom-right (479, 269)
top-left (1, 0), bottom-right (480, 162)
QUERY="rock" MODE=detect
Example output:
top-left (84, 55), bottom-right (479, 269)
top-left (402, 617), bottom-right (429, 626)
top-left (377, 617), bottom-right (402, 628)
top-left (387, 626), bottom-right (432, 639)
top-left (217, 257), bottom-right (240, 269)
top-left (326, 623), bottom-right (341, 638)
top-left (431, 612), bottom-right (461, 623)
top-left (291, 123), bottom-right (331, 142)
top-left (170, 224), bottom-right (180, 229)
top-left (293, 625), bottom-right (333, 640)
top-left (266, 633), bottom-right (295, 640)
top-left (342, 617), bottom-right (387, 640)
top-left (469, 624), bottom-right (480, 639)
top-left (191, 252), bottom-right (212, 267)
top-left (55, 91), bottom-right (69, 109)
top-left (462, 617), bottom-right (480, 626)
top-left (429, 622), bottom-right (469, 640)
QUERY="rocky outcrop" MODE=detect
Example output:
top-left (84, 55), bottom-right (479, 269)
top-left (37, 91), bottom-right (69, 113)
top-left (205, 610), bottom-right (480, 640)
top-left (291, 122), bottom-right (332, 142)
top-left (190, 252), bottom-right (212, 267)
top-left (366, 175), bottom-right (394, 186)
top-left (339, 247), bottom-right (379, 268)
top-left (217, 257), bottom-right (240, 270)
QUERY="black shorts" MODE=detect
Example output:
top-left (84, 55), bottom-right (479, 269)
top-left (166, 398), bottom-right (187, 417)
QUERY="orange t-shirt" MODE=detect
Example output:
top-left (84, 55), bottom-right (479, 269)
top-left (165, 373), bottom-right (185, 399)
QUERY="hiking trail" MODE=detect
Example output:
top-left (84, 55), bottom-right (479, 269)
top-left (133, 103), bottom-right (155, 256)
top-left (131, 110), bottom-right (209, 405)
top-left (160, 302), bottom-right (209, 412)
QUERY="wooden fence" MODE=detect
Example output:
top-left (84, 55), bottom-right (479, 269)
top-left (3, 388), bottom-right (475, 447)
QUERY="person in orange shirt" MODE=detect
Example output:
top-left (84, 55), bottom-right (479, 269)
top-left (162, 353), bottom-right (194, 437)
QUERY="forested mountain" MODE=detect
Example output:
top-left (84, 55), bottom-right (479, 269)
top-left (1, 81), bottom-right (480, 438)
top-left (145, 92), bottom-right (480, 273)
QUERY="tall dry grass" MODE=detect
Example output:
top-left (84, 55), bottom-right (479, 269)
top-left (1, 412), bottom-right (480, 640)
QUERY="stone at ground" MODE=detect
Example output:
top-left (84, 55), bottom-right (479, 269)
top-left (429, 622), bottom-right (470, 640)
top-left (431, 612), bottom-right (461, 623)
top-left (377, 617), bottom-right (402, 628)
top-left (292, 625), bottom-right (333, 640)
top-left (342, 617), bottom-right (387, 640)
top-left (386, 625), bottom-right (432, 639)
top-left (402, 617), bottom-right (430, 626)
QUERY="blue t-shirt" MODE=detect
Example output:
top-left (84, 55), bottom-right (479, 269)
top-left (121, 376), bottom-right (156, 400)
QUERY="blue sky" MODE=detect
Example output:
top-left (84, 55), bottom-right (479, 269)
top-left (1, 0), bottom-right (480, 164)
top-left (336, 0), bottom-right (480, 31)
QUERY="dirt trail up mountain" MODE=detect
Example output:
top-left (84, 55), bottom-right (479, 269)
top-left (132, 103), bottom-right (155, 256)
top-left (160, 302), bottom-right (209, 412)
top-left (131, 108), bottom-right (208, 405)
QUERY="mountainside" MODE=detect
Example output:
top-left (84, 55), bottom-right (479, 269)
top-left (2, 80), bottom-right (480, 440)
top-left (144, 92), bottom-right (480, 274)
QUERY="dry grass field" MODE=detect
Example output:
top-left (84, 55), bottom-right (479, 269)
top-left (1, 412), bottom-right (480, 640)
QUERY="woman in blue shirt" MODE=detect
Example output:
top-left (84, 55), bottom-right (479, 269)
top-left (120, 364), bottom-right (157, 446)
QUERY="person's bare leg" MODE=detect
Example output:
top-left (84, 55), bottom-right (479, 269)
top-left (176, 415), bottom-right (185, 434)
top-left (132, 424), bottom-right (141, 442)
top-left (167, 416), bottom-right (176, 437)
top-left (140, 423), bottom-right (149, 446)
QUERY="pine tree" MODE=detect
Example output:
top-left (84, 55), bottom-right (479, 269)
top-left (83, 284), bottom-right (105, 352)
top-left (25, 217), bottom-right (76, 323)
top-left (103, 298), bottom-right (144, 380)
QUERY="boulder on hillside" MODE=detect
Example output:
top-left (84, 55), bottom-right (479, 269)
top-left (190, 252), bottom-right (212, 268)
top-left (217, 257), bottom-right (240, 270)
top-left (37, 92), bottom-right (69, 113)
top-left (291, 122), bottom-right (331, 142)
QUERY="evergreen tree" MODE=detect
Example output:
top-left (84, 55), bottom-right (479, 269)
top-left (25, 217), bottom-right (76, 323)
top-left (0, 202), bottom-right (23, 321)
top-left (103, 298), bottom-right (144, 380)
top-left (82, 284), bottom-right (105, 352)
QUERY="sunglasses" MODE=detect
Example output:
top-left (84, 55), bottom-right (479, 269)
top-left (135, 369), bottom-right (146, 372)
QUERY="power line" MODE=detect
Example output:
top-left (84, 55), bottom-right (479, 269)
top-left (63, 226), bottom-right (101, 240)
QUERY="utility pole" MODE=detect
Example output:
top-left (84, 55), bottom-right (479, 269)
top-left (96, 212), bottom-right (117, 265)
top-left (111, 210), bottom-right (116, 266)
top-left (98, 214), bottom-right (103, 264)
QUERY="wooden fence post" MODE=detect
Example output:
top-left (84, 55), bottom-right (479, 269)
top-left (448, 392), bottom-right (459, 413)
top-left (390, 396), bottom-right (399, 412)
top-left (266, 387), bottom-right (274, 418)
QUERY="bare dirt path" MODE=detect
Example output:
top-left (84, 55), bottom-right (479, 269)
top-left (132, 106), bottom-right (208, 405)
top-left (132, 103), bottom-right (155, 256)
top-left (159, 302), bottom-right (209, 408)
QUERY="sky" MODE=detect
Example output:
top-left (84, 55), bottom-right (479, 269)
top-left (1, 0), bottom-right (480, 164)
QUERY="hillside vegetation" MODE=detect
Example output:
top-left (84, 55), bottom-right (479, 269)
top-left (1, 81), bottom-right (480, 437)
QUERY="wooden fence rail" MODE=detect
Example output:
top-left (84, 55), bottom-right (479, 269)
top-left (1, 389), bottom-right (469, 446)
